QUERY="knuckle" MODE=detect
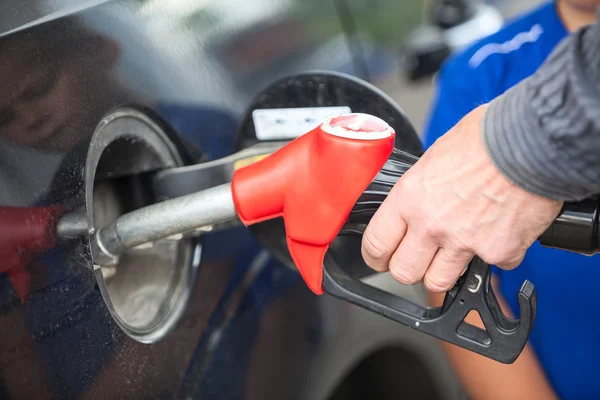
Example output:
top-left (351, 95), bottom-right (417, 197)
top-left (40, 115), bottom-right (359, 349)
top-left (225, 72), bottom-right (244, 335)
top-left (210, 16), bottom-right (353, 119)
top-left (389, 263), bottom-right (421, 285)
top-left (423, 217), bottom-right (443, 238)
top-left (361, 230), bottom-right (391, 270)
top-left (444, 243), bottom-right (471, 262)
top-left (424, 274), bottom-right (454, 293)
top-left (498, 251), bottom-right (525, 270)
top-left (477, 236), bottom-right (527, 267)
top-left (478, 238), bottom-right (525, 267)
top-left (448, 226), bottom-right (476, 252)
top-left (391, 176), bottom-right (415, 206)
top-left (479, 249), bottom-right (506, 266)
top-left (454, 227), bottom-right (476, 248)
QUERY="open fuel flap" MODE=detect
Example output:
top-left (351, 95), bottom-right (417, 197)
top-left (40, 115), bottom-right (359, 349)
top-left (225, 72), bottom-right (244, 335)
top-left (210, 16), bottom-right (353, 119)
top-left (85, 108), bottom-right (203, 343)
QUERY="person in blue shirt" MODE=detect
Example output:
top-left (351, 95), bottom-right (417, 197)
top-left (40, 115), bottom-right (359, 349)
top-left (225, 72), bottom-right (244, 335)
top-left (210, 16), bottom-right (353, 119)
top-left (423, 1), bottom-right (598, 399)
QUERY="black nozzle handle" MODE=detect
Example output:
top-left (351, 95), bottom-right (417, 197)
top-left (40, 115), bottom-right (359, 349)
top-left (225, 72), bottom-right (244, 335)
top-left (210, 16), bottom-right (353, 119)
top-left (323, 253), bottom-right (535, 364)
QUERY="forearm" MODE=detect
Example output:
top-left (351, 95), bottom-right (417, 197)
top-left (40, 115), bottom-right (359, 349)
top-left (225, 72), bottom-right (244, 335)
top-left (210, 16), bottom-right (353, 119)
top-left (440, 337), bottom-right (557, 400)
top-left (483, 22), bottom-right (600, 201)
top-left (428, 284), bottom-right (557, 400)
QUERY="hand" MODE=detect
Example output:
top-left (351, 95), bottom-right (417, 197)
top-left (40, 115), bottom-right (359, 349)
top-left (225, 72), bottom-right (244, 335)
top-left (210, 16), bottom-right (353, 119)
top-left (361, 105), bottom-right (563, 292)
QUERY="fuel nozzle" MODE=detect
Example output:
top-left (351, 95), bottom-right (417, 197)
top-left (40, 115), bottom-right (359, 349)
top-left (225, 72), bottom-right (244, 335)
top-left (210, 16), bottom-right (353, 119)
top-left (231, 112), bottom-right (536, 364)
top-left (232, 113), bottom-right (395, 294)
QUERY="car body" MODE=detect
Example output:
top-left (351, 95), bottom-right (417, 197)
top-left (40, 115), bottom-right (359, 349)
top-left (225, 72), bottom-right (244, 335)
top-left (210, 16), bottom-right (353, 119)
top-left (0, 0), bottom-right (470, 399)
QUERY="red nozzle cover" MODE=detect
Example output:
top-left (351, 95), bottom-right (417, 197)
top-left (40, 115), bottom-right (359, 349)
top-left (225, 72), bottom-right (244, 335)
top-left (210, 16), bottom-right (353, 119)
top-left (0, 205), bottom-right (64, 300)
top-left (231, 113), bottom-right (395, 294)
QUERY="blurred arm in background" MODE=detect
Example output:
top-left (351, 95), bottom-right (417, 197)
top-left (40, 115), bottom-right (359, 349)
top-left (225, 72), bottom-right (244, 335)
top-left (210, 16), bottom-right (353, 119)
top-left (427, 287), bottom-right (556, 400)
top-left (423, 65), bottom-right (557, 399)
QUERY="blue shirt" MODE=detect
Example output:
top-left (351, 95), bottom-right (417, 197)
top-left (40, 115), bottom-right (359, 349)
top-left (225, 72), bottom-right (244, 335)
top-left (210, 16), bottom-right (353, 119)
top-left (423, 2), bottom-right (600, 399)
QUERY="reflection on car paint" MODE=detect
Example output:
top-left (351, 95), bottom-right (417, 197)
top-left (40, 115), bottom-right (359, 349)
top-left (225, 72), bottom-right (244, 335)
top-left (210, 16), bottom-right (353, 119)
top-left (0, 0), bottom-right (355, 398)
top-left (0, 0), bottom-right (443, 398)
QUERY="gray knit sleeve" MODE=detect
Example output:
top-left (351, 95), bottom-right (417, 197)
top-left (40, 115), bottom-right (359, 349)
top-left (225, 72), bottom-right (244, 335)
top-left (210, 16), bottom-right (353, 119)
top-left (482, 22), bottom-right (600, 201)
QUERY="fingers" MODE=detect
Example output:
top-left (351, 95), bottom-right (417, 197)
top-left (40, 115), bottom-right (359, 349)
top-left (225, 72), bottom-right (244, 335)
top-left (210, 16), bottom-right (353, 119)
top-left (362, 189), bottom-right (408, 272)
top-left (388, 228), bottom-right (439, 285)
top-left (478, 241), bottom-right (527, 270)
top-left (423, 246), bottom-right (474, 293)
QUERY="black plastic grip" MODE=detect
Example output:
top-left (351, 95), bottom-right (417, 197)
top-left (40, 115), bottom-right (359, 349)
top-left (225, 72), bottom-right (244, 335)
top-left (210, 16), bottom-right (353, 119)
top-left (539, 197), bottom-right (600, 254)
top-left (323, 255), bottom-right (536, 363)
top-left (341, 148), bottom-right (419, 235)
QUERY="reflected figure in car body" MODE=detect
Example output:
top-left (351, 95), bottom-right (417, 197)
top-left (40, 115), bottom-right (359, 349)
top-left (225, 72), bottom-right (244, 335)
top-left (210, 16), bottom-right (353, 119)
top-left (0, 14), bottom-right (310, 400)
top-left (0, 17), bottom-right (135, 399)
top-left (0, 18), bottom-right (127, 206)
top-left (0, 22), bottom-right (122, 152)
top-left (422, 1), bottom-right (599, 399)
top-left (0, 17), bottom-right (237, 207)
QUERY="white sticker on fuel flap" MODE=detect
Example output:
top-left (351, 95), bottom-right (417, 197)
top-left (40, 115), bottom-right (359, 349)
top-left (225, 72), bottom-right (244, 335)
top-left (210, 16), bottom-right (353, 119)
top-left (252, 106), bottom-right (352, 140)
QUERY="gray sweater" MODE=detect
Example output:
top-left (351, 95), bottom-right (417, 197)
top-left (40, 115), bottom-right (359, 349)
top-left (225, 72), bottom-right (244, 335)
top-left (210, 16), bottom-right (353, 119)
top-left (482, 21), bottom-right (600, 201)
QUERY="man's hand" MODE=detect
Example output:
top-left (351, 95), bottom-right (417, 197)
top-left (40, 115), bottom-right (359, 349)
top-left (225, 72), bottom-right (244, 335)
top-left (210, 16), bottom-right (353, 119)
top-left (361, 105), bottom-right (563, 292)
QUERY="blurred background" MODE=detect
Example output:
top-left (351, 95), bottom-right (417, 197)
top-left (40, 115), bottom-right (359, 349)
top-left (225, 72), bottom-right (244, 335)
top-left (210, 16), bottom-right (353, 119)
top-left (372, 0), bottom-right (543, 132)
top-left (103, 0), bottom-right (543, 135)
top-left (11, 0), bottom-right (544, 137)
top-left (107, 0), bottom-right (540, 133)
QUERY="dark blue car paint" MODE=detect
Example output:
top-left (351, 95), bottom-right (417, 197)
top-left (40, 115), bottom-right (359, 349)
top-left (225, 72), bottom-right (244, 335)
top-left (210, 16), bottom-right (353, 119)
top-left (0, 1), bottom-right (362, 398)
top-left (0, 1), bottom-right (455, 399)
